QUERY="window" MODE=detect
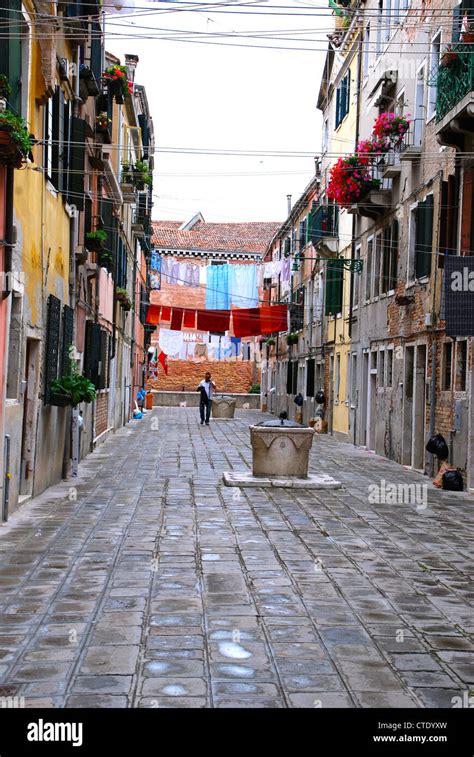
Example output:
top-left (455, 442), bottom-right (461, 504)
top-left (363, 24), bottom-right (371, 81)
top-left (378, 350), bottom-right (385, 388)
top-left (314, 272), bottom-right (323, 319)
top-left (353, 245), bottom-right (361, 308)
top-left (381, 225), bottom-right (391, 295)
top-left (374, 233), bottom-right (382, 298)
top-left (413, 64), bottom-right (426, 146)
top-left (428, 32), bottom-right (442, 121)
top-left (408, 198), bottom-right (434, 281)
top-left (383, 0), bottom-right (392, 42)
top-left (350, 354), bottom-right (358, 406)
top-left (299, 218), bottom-right (307, 250)
top-left (389, 219), bottom-right (398, 290)
top-left (325, 259), bottom-right (344, 316)
top-left (442, 341), bottom-right (453, 390)
top-left (6, 296), bottom-right (22, 400)
top-left (386, 348), bottom-right (393, 387)
top-left (315, 362), bottom-right (323, 395)
top-left (405, 346), bottom-right (414, 400)
top-left (376, 0), bottom-right (383, 56)
top-left (455, 340), bottom-right (467, 391)
top-left (365, 238), bottom-right (373, 301)
top-left (44, 97), bottom-right (53, 182)
top-left (286, 361), bottom-right (297, 395)
top-left (335, 354), bottom-right (341, 401)
top-left (335, 70), bottom-right (351, 128)
top-left (415, 195), bottom-right (434, 279)
top-left (322, 119), bottom-right (329, 154)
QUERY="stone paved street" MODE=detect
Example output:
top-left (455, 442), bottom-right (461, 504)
top-left (0, 408), bottom-right (472, 708)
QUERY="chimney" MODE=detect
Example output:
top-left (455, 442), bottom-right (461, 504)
top-left (287, 194), bottom-right (292, 216)
top-left (124, 54), bottom-right (139, 82)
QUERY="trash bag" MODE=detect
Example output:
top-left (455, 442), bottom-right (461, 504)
top-left (294, 393), bottom-right (304, 407)
top-left (426, 433), bottom-right (449, 460)
top-left (442, 469), bottom-right (463, 491)
top-left (315, 390), bottom-right (325, 404)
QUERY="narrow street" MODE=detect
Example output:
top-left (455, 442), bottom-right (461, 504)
top-left (0, 409), bottom-right (471, 709)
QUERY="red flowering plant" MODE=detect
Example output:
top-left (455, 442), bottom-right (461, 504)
top-left (102, 65), bottom-right (133, 97)
top-left (372, 112), bottom-right (410, 146)
top-left (327, 138), bottom-right (382, 205)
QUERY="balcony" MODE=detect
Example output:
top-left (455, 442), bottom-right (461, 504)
top-left (309, 203), bottom-right (339, 256)
top-left (131, 210), bottom-right (145, 236)
top-left (435, 43), bottom-right (474, 150)
top-left (347, 169), bottom-right (393, 220)
top-left (379, 147), bottom-right (402, 179)
top-left (399, 118), bottom-right (423, 162)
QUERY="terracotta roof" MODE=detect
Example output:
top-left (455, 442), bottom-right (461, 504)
top-left (151, 219), bottom-right (281, 255)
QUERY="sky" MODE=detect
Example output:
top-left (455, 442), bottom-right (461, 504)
top-left (105, 1), bottom-right (328, 224)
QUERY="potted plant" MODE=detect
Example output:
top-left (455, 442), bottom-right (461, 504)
top-left (372, 112), bottom-right (410, 146)
top-left (440, 43), bottom-right (457, 67)
top-left (85, 229), bottom-right (107, 252)
top-left (102, 64), bottom-right (132, 104)
top-left (49, 362), bottom-right (97, 408)
top-left (133, 160), bottom-right (152, 190)
top-left (121, 160), bottom-right (134, 185)
top-left (96, 112), bottom-right (111, 132)
top-left (327, 146), bottom-right (381, 206)
top-left (287, 332), bottom-right (299, 345)
top-left (0, 110), bottom-right (33, 168)
top-left (98, 249), bottom-right (114, 273)
top-left (0, 75), bottom-right (12, 100)
top-left (116, 286), bottom-right (131, 310)
top-left (265, 337), bottom-right (276, 347)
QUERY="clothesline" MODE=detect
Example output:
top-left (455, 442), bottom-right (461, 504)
top-left (146, 304), bottom-right (289, 338)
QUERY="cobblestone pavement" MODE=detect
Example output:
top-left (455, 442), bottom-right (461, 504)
top-left (0, 407), bottom-right (472, 708)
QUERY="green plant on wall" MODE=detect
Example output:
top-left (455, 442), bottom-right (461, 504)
top-left (50, 360), bottom-right (97, 407)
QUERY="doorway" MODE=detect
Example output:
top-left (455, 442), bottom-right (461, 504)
top-left (20, 338), bottom-right (40, 496)
top-left (412, 344), bottom-right (427, 470)
top-left (402, 345), bottom-right (415, 466)
top-left (360, 351), bottom-right (369, 447)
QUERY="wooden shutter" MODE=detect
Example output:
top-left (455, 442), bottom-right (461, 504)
top-left (44, 295), bottom-right (61, 404)
top-left (98, 329), bottom-right (108, 390)
top-left (306, 358), bottom-right (315, 397)
top-left (61, 305), bottom-right (74, 376)
top-left (84, 321), bottom-right (101, 388)
top-left (461, 168), bottom-right (474, 256)
top-left (90, 21), bottom-right (102, 84)
top-left (0, 1), bottom-right (22, 114)
top-left (286, 361), bottom-right (293, 394)
top-left (68, 117), bottom-right (86, 210)
top-left (438, 180), bottom-right (449, 267)
top-left (51, 86), bottom-right (66, 192)
top-left (415, 195), bottom-right (434, 279)
top-left (335, 87), bottom-right (341, 128)
top-left (345, 69), bottom-right (351, 117)
top-left (325, 259), bottom-right (344, 315)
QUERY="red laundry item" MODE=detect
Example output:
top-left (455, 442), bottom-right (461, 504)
top-left (146, 305), bottom-right (161, 325)
top-left (196, 309), bottom-right (231, 332)
top-left (158, 351), bottom-right (168, 375)
top-left (170, 307), bottom-right (184, 330)
top-left (260, 304), bottom-right (288, 334)
top-left (232, 308), bottom-right (261, 338)
top-left (183, 309), bottom-right (196, 329)
top-left (160, 306), bottom-right (171, 321)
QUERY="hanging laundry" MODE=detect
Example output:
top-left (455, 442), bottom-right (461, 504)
top-left (196, 309), bottom-right (231, 332)
top-left (151, 251), bottom-right (161, 271)
top-left (231, 336), bottom-right (241, 358)
top-left (229, 264), bottom-right (258, 308)
top-left (199, 264), bottom-right (207, 285)
top-left (158, 328), bottom-right (184, 358)
top-left (170, 307), bottom-right (184, 330)
top-left (260, 304), bottom-right (288, 335)
top-left (160, 305), bottom-right (171, 321)
top-left (263, 261), bottom-right (274, 278)
top-left (150, 271), bottom-right (161, 290)
top-left (160, 257), bottom-right (170, 284)
top-left (206, 263), bottom-right (230, 310)
top-left (194, 342), bottom-right (208, 359)
top-left (232, 308), bottom-right (261, 337)
top-left (169, 259), bottom-right (180, 285)
top-left (282, 257), bottom-right (291, 282)
top-left (146, 305), bottom-right (161, 325)
top-left (191, 264), bottom-right (200, 287)
top-left (177, 262), bottom-right (187, 286)
top-left (183, 309), bottom-right (196, 329)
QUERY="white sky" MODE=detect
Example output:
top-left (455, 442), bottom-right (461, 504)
top-left (105, 1), bottom-right (327, 223)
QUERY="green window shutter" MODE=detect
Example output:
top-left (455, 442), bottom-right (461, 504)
top-left (335, 87), bottom-right (341, 128)
top-left (325, 259), bottom-right (344, 316)
top-left (84, 321), bottom-right (101, 389)
top-left (68, 117), bottom-right (86, 210)
top-left (0, 1), bottom-right (22, 114)
top-left (415, 196), bottom-right (434, 279)
top-left (61, 305), bottom-right (74, 377)
top-left (90, 21), bottom-right (103, 84)
top-left (44, 295), bottom-right (61, 404)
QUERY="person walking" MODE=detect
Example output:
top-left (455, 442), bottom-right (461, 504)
top-left (197, 371), bottom-right (216, 425)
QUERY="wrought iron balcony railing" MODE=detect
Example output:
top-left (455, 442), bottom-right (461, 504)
top-left (436, 43), bottom-right (474, 123)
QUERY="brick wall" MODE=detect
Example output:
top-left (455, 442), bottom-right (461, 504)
top-left (95, 391), bottom-right (109, 438)
top-left (147, 360), bottom-right (260, 393)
